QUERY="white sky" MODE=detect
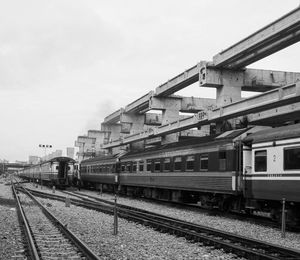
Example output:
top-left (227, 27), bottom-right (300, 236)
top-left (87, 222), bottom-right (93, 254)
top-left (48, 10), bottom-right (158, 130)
top-left (1, 0), bottom-right (299, 162)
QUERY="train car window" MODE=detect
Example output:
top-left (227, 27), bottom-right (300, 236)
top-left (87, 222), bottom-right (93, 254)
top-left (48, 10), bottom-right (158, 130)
top-left (107, 165), bottom-right (112, 173)
top-left (163, 158), bottom-right (171, 172)
top-left (255, 150), bottom-right (267, 172)
top-left (186, 156), bottom-right (195, 171)
top-left (219, 151), bottom-right (227, 171)
top-left (154, 160), bottom-right (161, 172)
top-left (284, 147), bottom-right (300, 170)
top-left (146, 160), bottom-right (152, 172)
top-left (56, 166), bottom-right (59, 170)
top-left (132, 162), bottom-right (137, 172)
top-left (174, 157), bottom-right (182, 171)
top-left (121, 164), bottom-right (126, 172)
top-left (126, 163), bottom-right (132, 172)
top-left (139, 160), bottom-right (144, 172)
top-left (200, 154), bottom-right (208, 171)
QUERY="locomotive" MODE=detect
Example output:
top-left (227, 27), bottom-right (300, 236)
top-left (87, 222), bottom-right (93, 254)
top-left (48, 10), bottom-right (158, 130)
top-left (80, 124), bottom-right (300, 225)
top-left (18, 156), bottom-right (76, 187)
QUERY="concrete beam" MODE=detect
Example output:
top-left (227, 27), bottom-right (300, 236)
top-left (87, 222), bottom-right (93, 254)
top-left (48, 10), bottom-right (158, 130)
top-left (180, 97), bottom-right (216, 112)
top-left (211, 82), bottom-right (300, 120)
top-left (155, 63), bottom-right (201, 97)
top-left (213, 7), bottom-right (300, 69)
top-left (144, 113), bottom-right (193, 125)
top-left (104, 93), bottom-right (214, 126)
top-left (125, 91), bottom-right (154, 114)
top-left (248, 101), bottom-right (300, 126)
top-left (200, 66), bottom-right (300, 92)
top-left (149, 95), bottom-right (215, 112)
top-left (144, 113), bottom-right (162, 125)
top-left (103, 82), bottom-right (300, 148)
top-left (103, 108), bottom-right (123, 124)
top-left (145, 136), bottom-right (162, 146)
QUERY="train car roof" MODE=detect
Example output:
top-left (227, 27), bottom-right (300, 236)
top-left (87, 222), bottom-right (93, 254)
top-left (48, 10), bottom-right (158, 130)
top-left (124, 128), bottom-right (249, 157)
top-left (47, 156), bottom-right (76, 163)
top-left (243, 123), bottom-right (300, 144)
top-left (81, 154), bottom-right (119, 164)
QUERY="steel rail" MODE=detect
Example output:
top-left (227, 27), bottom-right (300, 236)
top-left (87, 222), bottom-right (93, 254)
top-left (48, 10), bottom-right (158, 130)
top-left (25, 188), bottom-right (300, 260)
top-left (17, 187), bottom-right (101, 260)
top-left (74, 192), bottom-right (300, 260)
top-left (68, 191), bottom-right (300, 259)
top-left (12, 183), bottom-right (40, 260)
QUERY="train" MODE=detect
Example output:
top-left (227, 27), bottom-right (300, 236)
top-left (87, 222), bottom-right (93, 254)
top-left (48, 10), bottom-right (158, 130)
top-left (18, 156), bottom-right (77, 187)
top-left (80, 123), bottom-right (300, 225)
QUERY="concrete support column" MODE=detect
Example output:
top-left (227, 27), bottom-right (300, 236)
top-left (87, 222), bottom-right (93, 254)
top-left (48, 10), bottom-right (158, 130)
top-left (161, 105), bottom-right (180, 145)
top-left (87, 130), bottom-right (109, 156)
top-left (101, 123), bottom-right (122, 144)
top-left (121, 113), bottom-right (146, 150)
top-left (216, 72), bottom-right (242, 106)
top-left (75, 136), bottom-right (96, 162)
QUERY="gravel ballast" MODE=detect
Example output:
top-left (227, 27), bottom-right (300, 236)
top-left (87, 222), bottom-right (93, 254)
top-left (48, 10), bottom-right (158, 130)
top-left (76, 190), bottom-right (300, 250)
top-left (39, 197), bottom-right (240, 259)
top-left (21, 182), bottom-right (300, 258)
top-left (0, 177), bottom-right (27, 259)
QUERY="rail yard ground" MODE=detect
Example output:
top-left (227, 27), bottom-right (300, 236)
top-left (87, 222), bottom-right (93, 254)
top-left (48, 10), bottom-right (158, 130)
top-left (0, 177), bottom-right (26, 259)
top-left (0, 177), bottom-right (240, 259)
top-left (2, 177), bottom-right (300, 259)
top-left (23, 182), bottom-right (300, 251)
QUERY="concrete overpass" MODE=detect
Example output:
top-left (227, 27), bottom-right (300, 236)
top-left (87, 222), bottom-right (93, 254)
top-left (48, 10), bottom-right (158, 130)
top-left (77, 6), bottom-right (300, 153)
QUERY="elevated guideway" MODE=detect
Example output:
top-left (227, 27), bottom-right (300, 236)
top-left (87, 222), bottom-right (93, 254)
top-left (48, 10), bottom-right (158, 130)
top-left (99, 6), bottom-right (300, 150)
top-left (103, 6), bottom-right (300, 117)
top-left (103, 82), bottom-right (300, 148)
top-left (213, 6), bottom-right (300, 69)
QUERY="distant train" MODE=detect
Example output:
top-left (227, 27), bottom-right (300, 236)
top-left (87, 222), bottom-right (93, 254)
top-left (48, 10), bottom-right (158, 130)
top-left (18, 156), bottom-right (77, 187)
top-left (80, 124), bottom-right (300, 225)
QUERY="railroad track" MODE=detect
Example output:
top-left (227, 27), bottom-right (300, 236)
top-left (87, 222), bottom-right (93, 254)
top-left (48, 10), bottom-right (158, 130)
top-left (72, 187), bottom-right (297, 232)
top-left (21, 187), bottom-right (300, 260)
top-left (12, 184), bottom-right (100, 260)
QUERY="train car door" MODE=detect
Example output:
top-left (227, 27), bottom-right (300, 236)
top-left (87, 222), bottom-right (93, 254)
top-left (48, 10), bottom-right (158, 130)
top-left (243, 144), bottom-right (252, 198)
top-left (58, 161), bottom-right (67, 181)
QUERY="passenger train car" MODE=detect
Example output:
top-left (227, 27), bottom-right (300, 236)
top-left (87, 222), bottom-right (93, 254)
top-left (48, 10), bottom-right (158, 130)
top-left (81, 124), bottom-right (300, 224)
top-left (18, 156), bottom-right (76, 187)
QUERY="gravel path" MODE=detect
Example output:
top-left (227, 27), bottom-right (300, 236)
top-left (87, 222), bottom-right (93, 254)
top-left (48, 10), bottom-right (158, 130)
top-left (0, 177), bottom-right (27, 259)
